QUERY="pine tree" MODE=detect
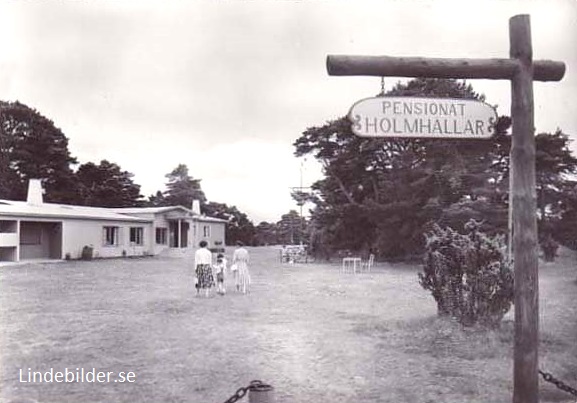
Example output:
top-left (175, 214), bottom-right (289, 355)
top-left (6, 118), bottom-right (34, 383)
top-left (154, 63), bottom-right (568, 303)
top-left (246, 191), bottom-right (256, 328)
top-left (163, 164), bottom-right (206, 208)
top-left (76, 160), bottom-right (143, 207)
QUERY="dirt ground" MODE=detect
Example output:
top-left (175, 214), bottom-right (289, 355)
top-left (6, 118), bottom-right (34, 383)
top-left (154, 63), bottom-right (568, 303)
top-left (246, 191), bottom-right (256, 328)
top-left (0, 246), bottom-right (575, 403)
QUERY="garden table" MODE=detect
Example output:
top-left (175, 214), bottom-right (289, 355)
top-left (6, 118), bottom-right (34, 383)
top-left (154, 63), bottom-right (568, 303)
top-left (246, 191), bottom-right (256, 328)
top-left (342, 257), bottom-right (362, 274)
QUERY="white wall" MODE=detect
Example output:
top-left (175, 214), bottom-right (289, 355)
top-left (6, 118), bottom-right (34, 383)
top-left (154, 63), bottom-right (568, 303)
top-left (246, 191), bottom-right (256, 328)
top-left (62, 219), bottom-right (152, 259)
top-left (195, 220), bottom-right (225, 249)
top-left (0, 212), bottom-right (225, 261)
top-left (0, 233), bottom-right (18, 247)
top-left (151, 215), bottom-right (171, 255)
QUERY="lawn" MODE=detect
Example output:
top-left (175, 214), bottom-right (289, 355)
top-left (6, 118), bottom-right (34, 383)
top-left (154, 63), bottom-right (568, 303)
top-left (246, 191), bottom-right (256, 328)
top-left (0, 246), bottom-right (575, 403)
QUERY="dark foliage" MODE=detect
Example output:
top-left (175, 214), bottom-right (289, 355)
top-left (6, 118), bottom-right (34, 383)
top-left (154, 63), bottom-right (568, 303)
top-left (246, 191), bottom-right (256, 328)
top-left (294, 78), bottom-right (512, 260)
top-left (0, 101), bottom-right (78, 203)
top-left (204, 201), bottom-right (256, 246)
top-left (76, 160), bottom-right (143, 207)
top-left (162, 164), bottom-right (207, 208)
top-left (419, 220), bottom-right (513, 327)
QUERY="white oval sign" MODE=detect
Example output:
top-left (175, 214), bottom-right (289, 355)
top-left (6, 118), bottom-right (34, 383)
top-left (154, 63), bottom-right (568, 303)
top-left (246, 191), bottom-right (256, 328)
top-left (348, 96), bottom-right (498, 139)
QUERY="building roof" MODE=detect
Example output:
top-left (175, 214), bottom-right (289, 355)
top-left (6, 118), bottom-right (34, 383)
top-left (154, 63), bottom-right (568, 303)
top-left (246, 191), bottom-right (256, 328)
top-left (195, 215), bottom-right (229, 224)
top-left (0, 200), bottom-right (152, 223)
top-left (110, 206), bottom-right (186, 214)
top-left (112, 206), bottom-right (229, 224)
top-left (0, 200), bottom-right (229, 224)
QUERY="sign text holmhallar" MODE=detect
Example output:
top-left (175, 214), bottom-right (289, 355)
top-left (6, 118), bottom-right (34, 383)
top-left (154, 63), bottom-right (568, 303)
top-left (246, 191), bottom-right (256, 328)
top-left (349, 97), bottom-right (498, 139)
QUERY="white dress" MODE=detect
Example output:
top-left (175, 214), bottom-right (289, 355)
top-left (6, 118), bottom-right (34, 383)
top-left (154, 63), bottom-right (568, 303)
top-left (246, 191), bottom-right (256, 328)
top-left (233, 247), bottom-right (251, 291)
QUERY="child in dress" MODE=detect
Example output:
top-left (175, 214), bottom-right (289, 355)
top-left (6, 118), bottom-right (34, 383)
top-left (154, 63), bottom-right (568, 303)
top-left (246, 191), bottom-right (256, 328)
top-left (214, 253), bottom-right (227, 295)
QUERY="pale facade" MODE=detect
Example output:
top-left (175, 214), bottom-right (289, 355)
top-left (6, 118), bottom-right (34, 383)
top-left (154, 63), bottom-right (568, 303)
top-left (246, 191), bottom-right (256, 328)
top-left (0, 182), bottom-right (227, 263)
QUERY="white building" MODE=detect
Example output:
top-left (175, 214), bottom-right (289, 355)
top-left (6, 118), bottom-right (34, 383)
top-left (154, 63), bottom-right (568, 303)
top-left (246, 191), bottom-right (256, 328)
top-left (0, 180), bottom-right (227, 263)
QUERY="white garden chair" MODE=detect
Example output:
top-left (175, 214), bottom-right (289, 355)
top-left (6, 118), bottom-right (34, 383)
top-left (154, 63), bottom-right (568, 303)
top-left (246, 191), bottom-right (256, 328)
top-left (362, 254), bottom-right (375, 272)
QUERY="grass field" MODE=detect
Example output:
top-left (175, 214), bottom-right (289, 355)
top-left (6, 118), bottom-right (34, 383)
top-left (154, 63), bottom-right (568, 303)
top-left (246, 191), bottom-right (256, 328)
top-left (1, 246), bottom-right (576, 403)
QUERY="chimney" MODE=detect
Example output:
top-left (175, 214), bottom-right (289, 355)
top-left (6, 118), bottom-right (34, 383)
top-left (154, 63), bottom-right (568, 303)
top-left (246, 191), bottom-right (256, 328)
top-left (192, 199), bottom-right (201, 215)
top-left (27, 179), bottom-right (44, 205)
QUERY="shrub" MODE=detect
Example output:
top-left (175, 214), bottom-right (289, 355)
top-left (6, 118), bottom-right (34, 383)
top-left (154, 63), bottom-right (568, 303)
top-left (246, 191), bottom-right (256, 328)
top-left (418, 219), bottom-right (514, 328)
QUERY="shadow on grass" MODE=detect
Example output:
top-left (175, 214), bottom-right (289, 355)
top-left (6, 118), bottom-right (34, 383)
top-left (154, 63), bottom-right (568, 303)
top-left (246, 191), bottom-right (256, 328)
top-left (388, 316), bottom-right (514, 360)
top-left (359, 314), bottom-right (574, 358)
top-left (354, 312), bottom-right (577, 401)
top-left (353, 315), bottom-right (518, 360)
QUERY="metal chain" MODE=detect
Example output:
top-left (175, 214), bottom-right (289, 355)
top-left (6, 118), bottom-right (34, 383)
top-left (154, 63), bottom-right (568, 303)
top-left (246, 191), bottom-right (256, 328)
top-left (223, 373), bottom-right (577, 401)
top-left (223, 380), bottom-right (269, 403)
top-left (539, 370), bottom-right (577, 397)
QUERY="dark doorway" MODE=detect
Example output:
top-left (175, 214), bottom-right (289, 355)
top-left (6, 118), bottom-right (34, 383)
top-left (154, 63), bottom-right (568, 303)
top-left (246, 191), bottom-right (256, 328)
top-left (19, 221), bottom-right (62, 260)
top-left (168, 220), bottom-right (190, 248)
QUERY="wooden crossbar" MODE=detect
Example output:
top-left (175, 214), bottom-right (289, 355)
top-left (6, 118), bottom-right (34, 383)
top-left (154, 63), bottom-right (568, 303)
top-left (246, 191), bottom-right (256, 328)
top-left (327, 55), bottom-right (565, 81)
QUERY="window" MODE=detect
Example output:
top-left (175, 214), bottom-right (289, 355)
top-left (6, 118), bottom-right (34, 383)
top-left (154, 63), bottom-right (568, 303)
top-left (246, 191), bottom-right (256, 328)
top-left (103, 226), bottom-right (119, 246)
top-left (0, 220), bottom-right (17, 233)
top-left (155, 227), bottom-right (167, 245)
top-left (203, 225), bottom-right (210, 237)
top-left (130, 227), bottom-right (144, 246)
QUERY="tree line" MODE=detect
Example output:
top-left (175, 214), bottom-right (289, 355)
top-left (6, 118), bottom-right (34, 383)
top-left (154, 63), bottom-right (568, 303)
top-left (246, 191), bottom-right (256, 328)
top-left (4, 77), bottom-right (575, 257)
top-left (293, 78), bottom-right (577, 260)
top-left (0, 100), bottom-right (302, 246)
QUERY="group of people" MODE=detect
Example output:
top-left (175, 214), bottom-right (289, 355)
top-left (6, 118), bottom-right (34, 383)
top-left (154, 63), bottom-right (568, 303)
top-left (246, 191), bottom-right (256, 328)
top-left (194, 240), bottom-right (251, 297)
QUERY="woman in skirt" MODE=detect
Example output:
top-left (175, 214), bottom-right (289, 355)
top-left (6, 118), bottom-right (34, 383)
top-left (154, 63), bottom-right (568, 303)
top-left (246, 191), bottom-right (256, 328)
top-left (194, 240), bottom-right (214, 297)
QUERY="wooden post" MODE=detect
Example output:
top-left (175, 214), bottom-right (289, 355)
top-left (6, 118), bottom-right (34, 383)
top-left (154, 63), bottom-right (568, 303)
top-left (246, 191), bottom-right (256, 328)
top-left (326, 14), bottom-right (565, 402)
top-left (510, 15), bottom-right (539, 403)
top-left (508, 149), bottom-right (514, 263)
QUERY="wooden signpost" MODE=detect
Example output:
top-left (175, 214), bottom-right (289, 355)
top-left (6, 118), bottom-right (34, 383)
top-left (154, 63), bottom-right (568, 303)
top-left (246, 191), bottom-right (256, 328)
top-left (326, 15), bottom-right (565, 403)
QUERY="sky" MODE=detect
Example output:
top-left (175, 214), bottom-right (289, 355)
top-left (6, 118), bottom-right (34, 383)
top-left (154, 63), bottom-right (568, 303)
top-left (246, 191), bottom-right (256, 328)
top-left (0, 0), bottom-right (575, 223)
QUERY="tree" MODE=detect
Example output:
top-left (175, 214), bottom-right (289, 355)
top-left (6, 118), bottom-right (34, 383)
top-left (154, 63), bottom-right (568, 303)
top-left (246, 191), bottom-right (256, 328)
top-left (534, 130), bottom-right (577, 240)
top-left (254, 221), bottom-right (279, 246)
top-left (0, 101), bottom-right (79, 203)
top-left (76, 160), bottom-right (143, 207)
top-left (147, 190), bottom-right (167, 207)
top-left (294, 78), bottom-right (512, 260)
top-left (276, 210), bottom-right (308, 245)
top-left (204, 202), bottom-right (256, 246)
top-left (163, 164), bottom-right (206, 208)
top-left (147, 165), bottom-right (256, 245)
top-left (553, 185), bottom-right (577, 250)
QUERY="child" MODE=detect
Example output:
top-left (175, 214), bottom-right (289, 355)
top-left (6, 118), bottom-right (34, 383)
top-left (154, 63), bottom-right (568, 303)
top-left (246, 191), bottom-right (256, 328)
top-left (214, 253), bottom-right (227, 295)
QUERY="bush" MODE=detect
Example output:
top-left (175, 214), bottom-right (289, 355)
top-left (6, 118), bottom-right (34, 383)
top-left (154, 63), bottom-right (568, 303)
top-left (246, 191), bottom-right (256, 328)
top-left (418, 220), bottom-right (513, 328)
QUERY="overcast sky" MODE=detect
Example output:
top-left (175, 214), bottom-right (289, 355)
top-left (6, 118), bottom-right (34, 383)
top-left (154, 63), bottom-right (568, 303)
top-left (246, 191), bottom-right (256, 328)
top-left (0, 0), bottom-right (575, 223)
